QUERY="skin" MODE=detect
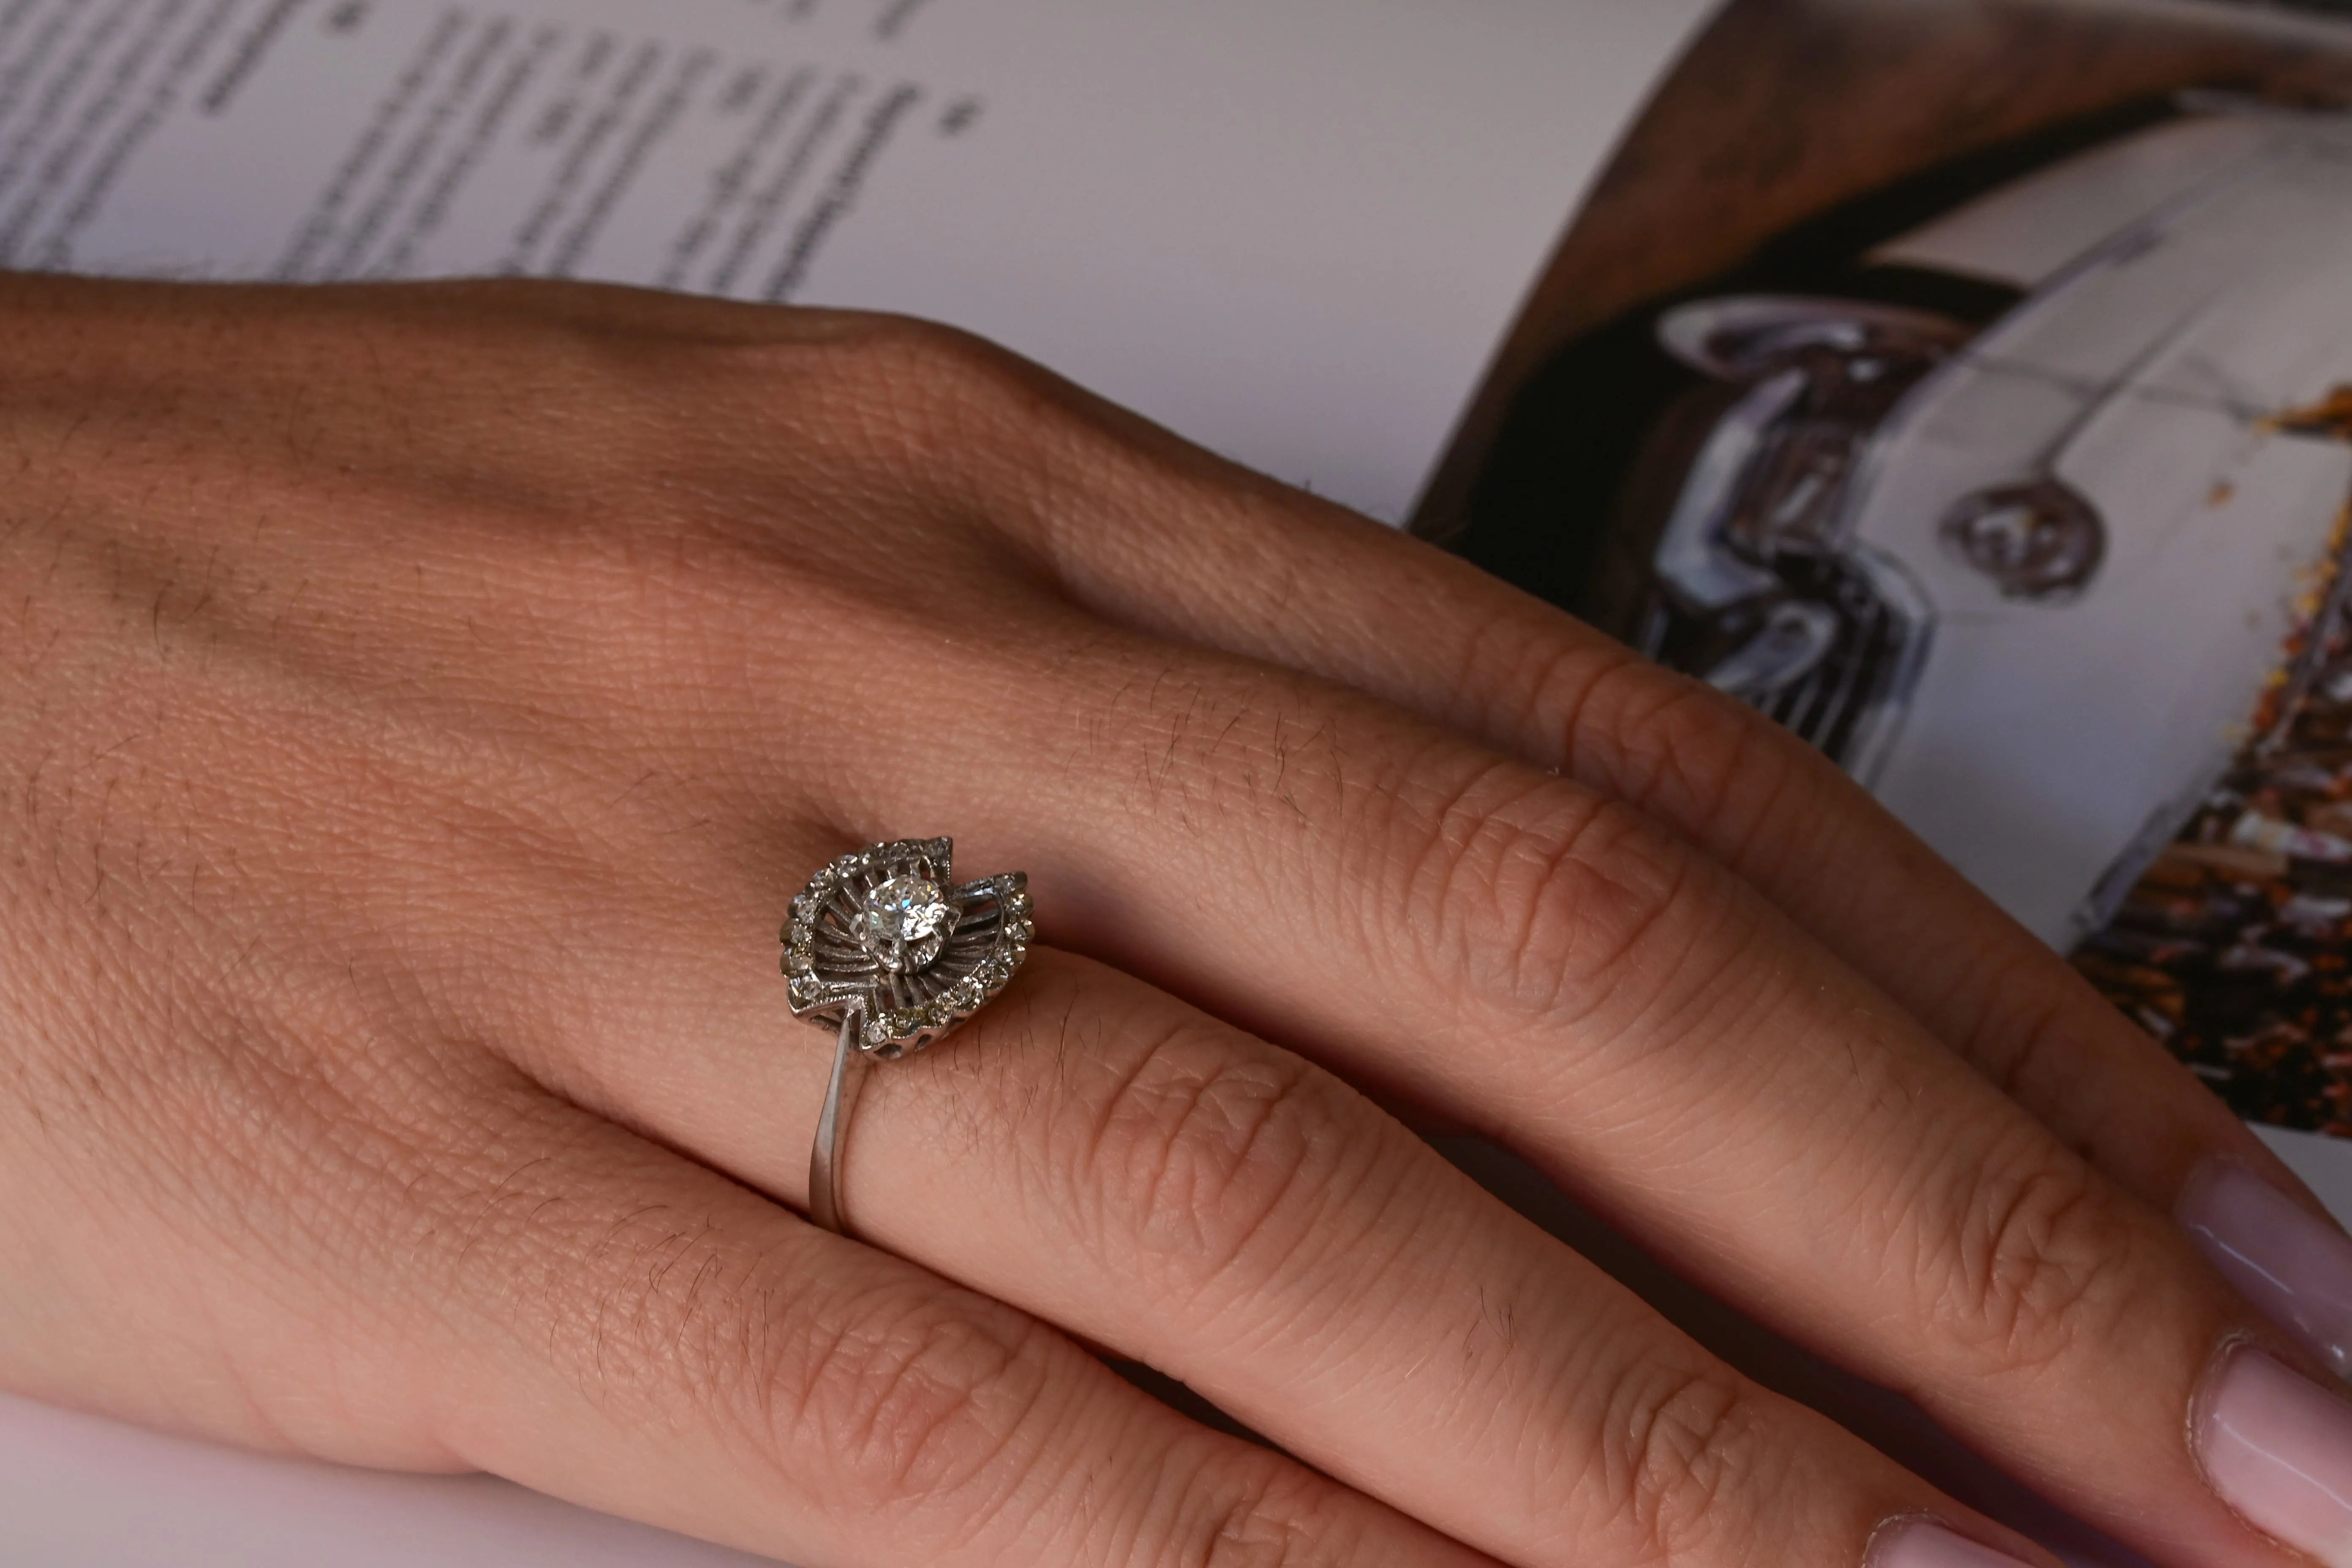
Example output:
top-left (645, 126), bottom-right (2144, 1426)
top-left (0, 272), bottom-right (2333, 1568)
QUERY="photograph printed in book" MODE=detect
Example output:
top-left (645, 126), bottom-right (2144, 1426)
top-left (1462, 88), bottom-right (2352, 1137)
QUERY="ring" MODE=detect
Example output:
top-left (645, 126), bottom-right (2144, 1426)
top-left (782, 837), bottom-right (1032, 1235)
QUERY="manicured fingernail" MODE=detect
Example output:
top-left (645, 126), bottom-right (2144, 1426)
top-left (2180, 1159), bottom-right (2352, 1377)
top-left (2198, 1346), bottom-right (2352, 1564)
top-left (1867, 1519), bottom-right (2041, 1568)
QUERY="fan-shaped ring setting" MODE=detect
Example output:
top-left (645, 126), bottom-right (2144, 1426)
top-left (786, 838), bottom-right (1031, 1236)
top-left (782, 837), bottom-right (1032, 1059)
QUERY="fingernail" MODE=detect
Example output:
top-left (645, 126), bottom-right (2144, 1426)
top-left (2198, 1346), bottom-right (2352, 1564)
top-left (1867, 1519), bottom-right (2042, 1568)
top-left (2180, 1159), bottom-right (2352, 1377)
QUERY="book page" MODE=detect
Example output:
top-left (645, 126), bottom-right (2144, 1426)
top-left (0, 0), bottom-right (1714, 524)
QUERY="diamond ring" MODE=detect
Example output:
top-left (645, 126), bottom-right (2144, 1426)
top-left (783, 838), bottom-right (1032, 1234)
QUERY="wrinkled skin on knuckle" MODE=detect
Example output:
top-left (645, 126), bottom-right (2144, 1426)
top-left (1393, 762), bottom-right (1706, 1034)
top-left (1544, 637), bottom-right (2058, 1056)
top-left (1161, 1461), bottom-right (1352, 1568)
top-left (1913, 1146), bottom-right (2139, 1378)
top-left (1550, 652), bottom-right (1823, 867)
top-left (1584, 1358), bottom-right (1775, 1568)
top-left (771, 1279), bottom-right (1065, 1521)
top-left (1064, 1013), bottom-right (1366, 1294)
top-left (512, 1180), bottom-right (1062, 1525)
top-left (1031, 1437), bottom-right (1364, 1568)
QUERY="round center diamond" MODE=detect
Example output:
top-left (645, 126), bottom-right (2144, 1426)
top-left (862, 874), bottom-right (952, 968)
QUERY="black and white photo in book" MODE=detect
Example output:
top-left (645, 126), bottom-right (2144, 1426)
top-left (1456, 3), bottom-right (2352, 1141)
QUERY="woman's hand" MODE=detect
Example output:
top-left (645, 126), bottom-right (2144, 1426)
top-left (0, 272), bottom-right (2344, 1568)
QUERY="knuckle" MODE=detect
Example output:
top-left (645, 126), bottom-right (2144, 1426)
top-left (1078, 1019), bottom-right (1360, 1288)
top-left (1592, 1362), bottom-right (1768, 1565)
top-left (776, 1279), bottom-right (1060, 1514)
top-left (776, 312), bottom-right (1132, 533)
top-left (813, 316), bottom-right (1051, 453)
top-left (1928, 1152), bottom-right (2130, 1375)
top-left (1161, 1459), bottom-right (1345, 1568)
top-left (1565, 654), bottom-right (1819, 872)
top-left (1401, 762), bottom-right (1701, 1026)
top-left (832, 313), bottom-right (1021, 397)
top-left (535, 1200), bottom-right (1062, 1522)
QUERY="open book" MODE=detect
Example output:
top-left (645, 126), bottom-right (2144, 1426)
top-left (7, 0), bottom-right (2352, 1562)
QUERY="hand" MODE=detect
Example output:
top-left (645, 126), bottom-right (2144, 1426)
top-left (0, 272), bottom-right (2341, 1568)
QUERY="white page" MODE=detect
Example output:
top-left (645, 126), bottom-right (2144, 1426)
top-left (0, 0), bottom-right (1714, 523)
